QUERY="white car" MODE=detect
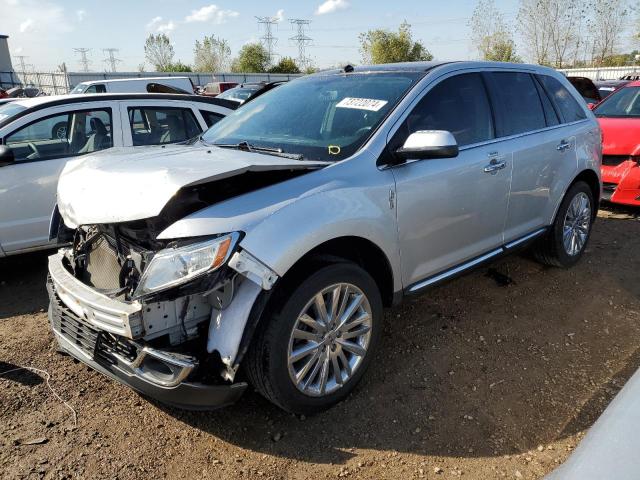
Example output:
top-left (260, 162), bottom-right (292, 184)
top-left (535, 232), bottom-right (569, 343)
top-left (0, 93), bottom-right (236, 256)
top-left (70, 77), bottom-right (195, 95)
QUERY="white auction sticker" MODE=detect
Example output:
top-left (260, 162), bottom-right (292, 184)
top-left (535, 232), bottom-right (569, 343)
top-left (336, 97), bottom-right (388, 111)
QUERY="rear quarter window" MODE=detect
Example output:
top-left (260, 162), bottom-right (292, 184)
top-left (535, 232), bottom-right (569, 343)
top-left (537, 75), bottom-right (587, 123)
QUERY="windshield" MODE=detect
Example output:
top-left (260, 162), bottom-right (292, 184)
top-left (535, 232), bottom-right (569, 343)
top-left (202, 72), bottom-right (422, 161)
top-left (0, 103), bottom-right (27, 122)
top-left (217, 86), bottom-right (260, 102)
top-left (594, 86), bottom-right (640, 117)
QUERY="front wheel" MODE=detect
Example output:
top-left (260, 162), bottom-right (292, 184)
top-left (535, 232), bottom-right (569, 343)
top-left (533, 180), bottom-right (595, 267)
top-left (244, 261), bottom-right (383, 414)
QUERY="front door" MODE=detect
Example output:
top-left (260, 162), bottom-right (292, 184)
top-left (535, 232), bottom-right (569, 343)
top-left (0, 106), bottom-right (116, 253)
top-left (390, 72), bottom-right (512, 288)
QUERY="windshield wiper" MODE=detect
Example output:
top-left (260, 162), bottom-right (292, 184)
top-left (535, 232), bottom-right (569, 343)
top-left (213, 141), bottom-right (304, 160)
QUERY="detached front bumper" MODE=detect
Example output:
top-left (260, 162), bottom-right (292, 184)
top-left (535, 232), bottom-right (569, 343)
top-left (46, 252), bottom-right (247, 410)
top-left (601, 160), bottom-right (640, 206)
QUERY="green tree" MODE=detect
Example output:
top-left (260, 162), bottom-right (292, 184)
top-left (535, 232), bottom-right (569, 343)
top-left (193, 36), bottom-right (231, 72)
top-left (470, 0), bottom-right (521, 62)
top-left (484, 35), bottom-right (522, 62)
top-left (359, 21), bottom-right (432, 64)
top-left (165, 61), bottom-right (193, 72)
top-left (231, 43), bottom-right (270, 73)
top-left (144, 34), bottom-right (175, 71)
top-left (269, 57), bottom-right (301, 74)
top-left (601, 50), bottom-right (640, 66)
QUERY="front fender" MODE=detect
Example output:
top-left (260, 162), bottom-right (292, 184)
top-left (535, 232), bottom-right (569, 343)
top-left (239, 171), bottom-right (402, 293)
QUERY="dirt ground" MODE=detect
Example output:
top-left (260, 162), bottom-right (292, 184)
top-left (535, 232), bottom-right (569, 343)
top-left (1, 205), bottom-right (639, 480)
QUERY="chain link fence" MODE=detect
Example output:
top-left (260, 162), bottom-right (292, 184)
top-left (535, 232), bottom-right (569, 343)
top-left (0, 70), bottom-right (70, 94)
top-left (0, 70), bottom-right (303, 95)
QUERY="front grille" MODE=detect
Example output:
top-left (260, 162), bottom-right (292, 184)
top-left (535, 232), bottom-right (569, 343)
top-left (603, 182), bottom-right (617, 192)
top-left (602, 155), bottom-right (630, 166)
top-left (95, 332), bottom-right (138, 365)
top-left (49, 278), bottom-right (140, 363)
top-left (49, 284), bottom-right (100, 357)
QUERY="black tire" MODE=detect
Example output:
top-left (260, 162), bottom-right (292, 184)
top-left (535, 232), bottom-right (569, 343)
top-left (244, 261), bottom-right (383, 414)
top-left (532, 180), bottom-right (595, 267)
top-left (51, 122), bottom-right (67, 140)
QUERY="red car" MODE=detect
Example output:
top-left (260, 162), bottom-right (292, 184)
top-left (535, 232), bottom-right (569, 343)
top-left (592, 80), bottom-right (640, 206)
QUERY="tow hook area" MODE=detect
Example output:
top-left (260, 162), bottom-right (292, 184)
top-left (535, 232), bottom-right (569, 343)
top-left (207, 249), bottom-right (279, 381)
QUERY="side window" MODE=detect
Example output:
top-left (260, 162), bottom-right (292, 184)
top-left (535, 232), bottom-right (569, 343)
top-left (128, 107), bottom-right (201, 146)
top-left (533, 77), bottom-right (560, 127)
top-left (537, 75), bottom-right (587, 123)
top-left (5, 109), bottom-right (113, 162)
top-left (485, 72), bottom-right (547, 136)
top-left (200, 110), bottom-right (224, 128)
top-left (397, 73), bottom-right (494, 147)
top-left (85, 84), bottom-right (106, 94)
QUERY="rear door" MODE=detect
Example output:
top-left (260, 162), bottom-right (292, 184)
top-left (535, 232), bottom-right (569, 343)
top-left (0, 102), bottom-right (121, 253)
top-left (484, 71), bottom-right (579, 242)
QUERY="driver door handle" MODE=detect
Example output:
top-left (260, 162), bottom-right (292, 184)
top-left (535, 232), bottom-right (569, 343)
top-left (484, 159), bottom-right (506, 173)
top-left (484, 152), bottom-right (506, 174)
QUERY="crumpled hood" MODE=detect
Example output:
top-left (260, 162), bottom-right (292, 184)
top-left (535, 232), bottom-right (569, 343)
top-left (57, 144), bottom-right (327, 228)
top-left (598, 117), bottom-right (640, 156)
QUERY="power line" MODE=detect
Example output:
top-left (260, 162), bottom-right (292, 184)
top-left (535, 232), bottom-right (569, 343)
top-left (73, 48), bottom-right (92, 72)
top-left (102, 48), bottom-right (122, 72)
top-left (289, 19), bottom-right (312, 69)
top-left (256, 16), bottom-right (279, 67)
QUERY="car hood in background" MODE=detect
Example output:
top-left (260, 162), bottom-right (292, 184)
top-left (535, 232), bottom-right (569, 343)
top-left (598, 117), bottom-right (640, 156)
top-left (57, 145), bottom-right (327, 229)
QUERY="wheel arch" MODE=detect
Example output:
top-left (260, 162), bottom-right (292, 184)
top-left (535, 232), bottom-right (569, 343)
top-left (551, 168), bottom-right (601, 224)
top-left (572, 168), bottom-right (601, 208)
top-left (277, 235), bottom-right (397, 308)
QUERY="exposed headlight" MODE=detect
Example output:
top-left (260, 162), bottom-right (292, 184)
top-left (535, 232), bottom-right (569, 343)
top-left (134, 233), bottom-right (239, 297)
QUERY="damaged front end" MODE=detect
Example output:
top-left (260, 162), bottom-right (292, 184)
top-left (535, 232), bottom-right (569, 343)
top-left (47, 221), bottom-right (277, 409)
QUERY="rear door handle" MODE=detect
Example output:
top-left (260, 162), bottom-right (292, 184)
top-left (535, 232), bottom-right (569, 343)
top-left (484, 158), bottom-right (506, 174)
top-left (557, 140), bottom-right (571, 151)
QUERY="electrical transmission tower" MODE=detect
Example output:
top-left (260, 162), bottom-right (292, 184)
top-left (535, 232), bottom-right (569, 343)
top-left (255, 16), bottom-right (279, 67)
top-left (73, 48), bottom-right (92, 72)
top-left (289, 19), bottom-right (312, 70)
top-left (102, 48), bottom-right (122, 72)
top-left (13, 55), bottom-right (29, 73)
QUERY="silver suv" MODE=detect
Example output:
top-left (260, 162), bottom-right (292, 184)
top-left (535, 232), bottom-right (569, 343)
top-left (47, 61), bottom-right (601, 414)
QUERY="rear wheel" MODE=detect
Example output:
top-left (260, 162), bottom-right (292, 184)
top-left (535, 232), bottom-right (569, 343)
top-left (533, 181), bottom-right (595, 267)
top-left (245, 261), bottom-right (383, 414)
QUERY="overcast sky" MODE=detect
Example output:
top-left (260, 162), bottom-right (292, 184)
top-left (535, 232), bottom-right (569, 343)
top-left (0, 0), bottom-right (637, 72)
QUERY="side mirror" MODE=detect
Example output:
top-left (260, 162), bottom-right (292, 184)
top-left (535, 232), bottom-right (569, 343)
top-left (395, 130), bottom-right (459, 161)
top-left (0, 145), bottom-right (14, 167)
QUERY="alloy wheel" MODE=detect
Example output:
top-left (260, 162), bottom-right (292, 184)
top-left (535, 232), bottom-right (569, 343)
top-left (562, 192), bottom-right (591, 256)
top-left (287, 283), bottom-right (373, 397)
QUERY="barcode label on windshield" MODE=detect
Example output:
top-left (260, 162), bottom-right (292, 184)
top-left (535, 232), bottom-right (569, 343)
top-left (336, 97), bottom-right (388, 111)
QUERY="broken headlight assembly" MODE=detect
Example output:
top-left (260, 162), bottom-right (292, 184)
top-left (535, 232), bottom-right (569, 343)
top-left (133, 233), bottom-right (240, 298)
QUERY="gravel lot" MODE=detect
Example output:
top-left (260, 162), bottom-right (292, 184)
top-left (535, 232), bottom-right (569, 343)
top-left (1, 205), bottom-right (639, 480)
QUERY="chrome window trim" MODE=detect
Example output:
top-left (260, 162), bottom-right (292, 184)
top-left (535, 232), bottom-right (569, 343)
top-left (458, 118), bottom-right (591, 152)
